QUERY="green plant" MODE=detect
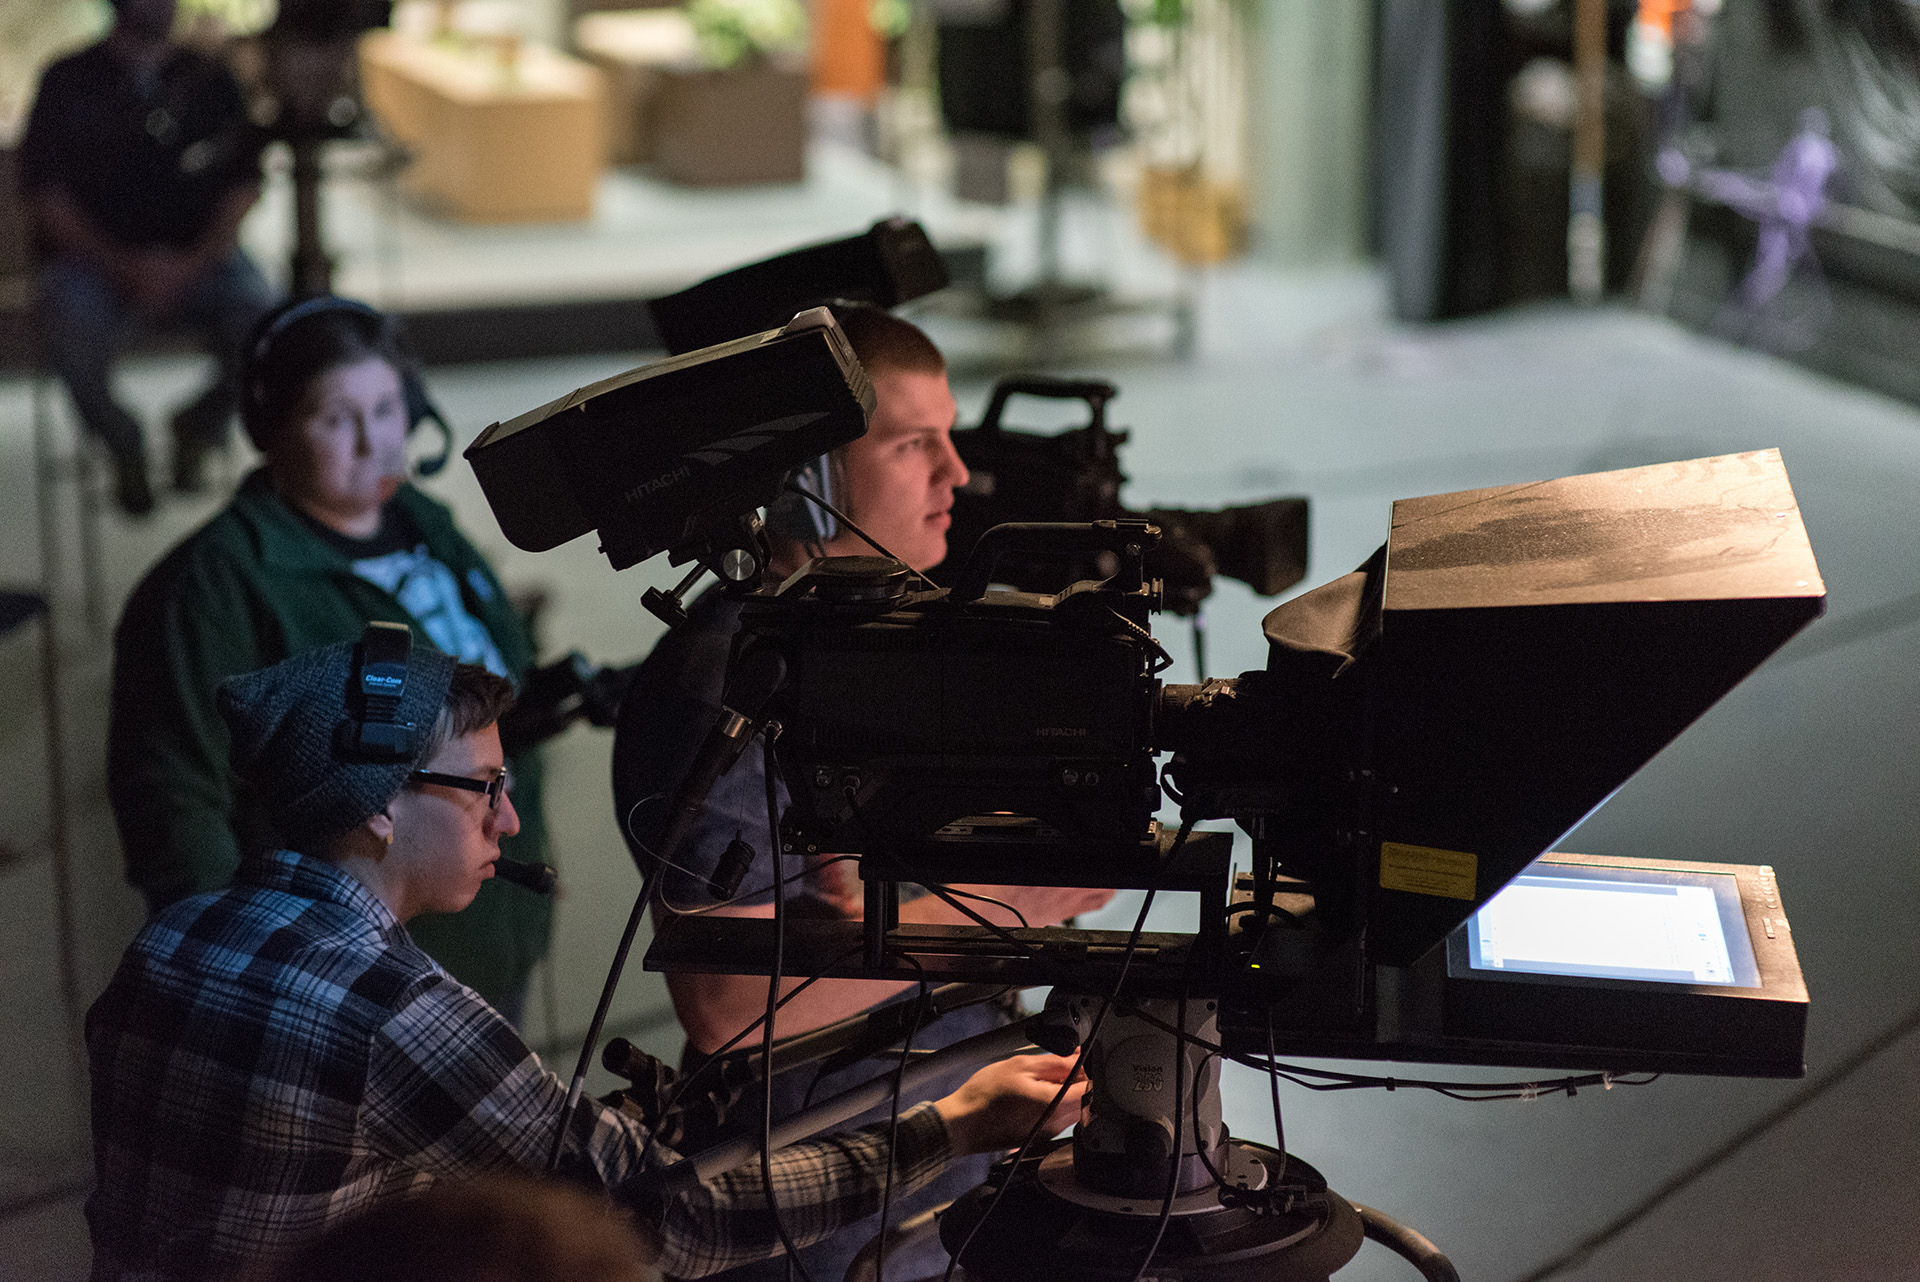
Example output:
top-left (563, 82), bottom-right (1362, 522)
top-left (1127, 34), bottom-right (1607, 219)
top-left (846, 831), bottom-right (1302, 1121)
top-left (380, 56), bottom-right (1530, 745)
top-left (179, 0), bottom-right (274, 36)
top-left (1, 0), bottom-right (108, 144)
top-left (1122, 0), bottom-right (1187, 26)
top-left (687, 0), bottom-right (808, 71)
top-left (870, 0), bottom-right (911, 41)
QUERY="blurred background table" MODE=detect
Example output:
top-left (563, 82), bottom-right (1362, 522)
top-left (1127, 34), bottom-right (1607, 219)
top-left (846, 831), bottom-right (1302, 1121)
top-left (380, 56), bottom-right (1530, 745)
top-left (573, 8), bottom-right (695, 166)
top-left (360, 31), bottom-right (605, 223)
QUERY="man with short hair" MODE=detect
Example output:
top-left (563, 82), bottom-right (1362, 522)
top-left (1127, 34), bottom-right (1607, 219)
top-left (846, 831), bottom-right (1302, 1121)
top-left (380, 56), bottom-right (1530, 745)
top-left (20, 0), bottom-right (274, 513)
top-left (87, 627), bottom-right (1087, 1282)
top-left (611, 306), bottom-right (1114, 1281)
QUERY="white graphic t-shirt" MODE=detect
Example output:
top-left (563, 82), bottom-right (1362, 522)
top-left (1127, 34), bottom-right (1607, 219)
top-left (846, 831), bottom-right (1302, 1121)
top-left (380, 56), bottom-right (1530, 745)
top-left (303, 503), bottom-right (512, 679)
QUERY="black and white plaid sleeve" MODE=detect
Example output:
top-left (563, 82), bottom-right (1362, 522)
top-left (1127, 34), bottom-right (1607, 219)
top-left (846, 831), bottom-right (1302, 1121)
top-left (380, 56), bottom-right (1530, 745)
top-left (650, 1103), bottom-right (953, 1279)
top-left (363, 978), bottom-right (956, 1278)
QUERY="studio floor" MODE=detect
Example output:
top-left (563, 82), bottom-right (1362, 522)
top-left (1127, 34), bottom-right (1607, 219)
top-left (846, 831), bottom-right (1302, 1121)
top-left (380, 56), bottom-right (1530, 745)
top-left (1, 158), bottom-right (1916, 1280)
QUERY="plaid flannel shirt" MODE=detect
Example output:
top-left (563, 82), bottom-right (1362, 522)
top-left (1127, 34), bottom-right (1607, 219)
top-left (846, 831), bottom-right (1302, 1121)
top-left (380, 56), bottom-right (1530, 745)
top-left (86, 850), bottom-right (953, 1281)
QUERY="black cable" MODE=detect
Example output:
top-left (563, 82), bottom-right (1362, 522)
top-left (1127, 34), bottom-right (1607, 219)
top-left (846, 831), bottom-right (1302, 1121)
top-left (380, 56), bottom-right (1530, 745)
top-left (631, 948), bottom-right (865, 1176)
top-left (1111, 1002), bottom-right (1660, 1101)
top-left (934, 885), bottom-right (1030, 929)
top-left (836, 808), bottom-right (1075, 994)
top-left (547, 849), bottom-right (662, 1174)
top-left (760, 729), bottom-right (816, 1282)
top-left (1354, 1204), bottom-right (1461, 1282)
top-left (1132, 988), bottom-right (1189, 1282)
top-left (875, 953), bottom-right (929, 1282)
top-left (625, 792), bottom-right (860, 916)
top-left (799, 1059), bottom-right (831, 1112)
top-left (668, 855), bottom-right (865, 919)
top-left (622, 792), bottom-right (731, 912)
top-left (847, 901), bottom-right (1654, 1107)
top-left (783, 480), bottom-right (938, 592)
top-left (942, 817), bottom-right (1199, 1282)
top-left (910, 881), bottom-right (1064, 977)
top-left (1265, 1010), bottom-right (1288, 1189)
top-left (1225, 1053), bottom-right (1660, 1102)
top-left (1105, 607), bottom-right (1174, 673)
top-left (630, 788), bottom-right (875, 921)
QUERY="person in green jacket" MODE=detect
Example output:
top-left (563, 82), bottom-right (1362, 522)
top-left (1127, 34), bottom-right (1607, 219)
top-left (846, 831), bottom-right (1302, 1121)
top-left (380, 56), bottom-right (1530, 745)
top-left (108, 296), bottom-right (550, 1017)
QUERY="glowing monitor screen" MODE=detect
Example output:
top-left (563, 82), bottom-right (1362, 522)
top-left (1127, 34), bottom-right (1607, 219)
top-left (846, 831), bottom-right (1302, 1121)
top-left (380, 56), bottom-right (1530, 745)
top-left (1466, 863), bottom-right (1760, 988)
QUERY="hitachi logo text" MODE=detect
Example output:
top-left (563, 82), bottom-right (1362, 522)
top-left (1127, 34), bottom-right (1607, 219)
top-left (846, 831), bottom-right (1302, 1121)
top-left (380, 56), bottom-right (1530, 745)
top-left (625, 465), bottom-right (691, 503)
top-left (1036, 727), bottom-right (1089, 737)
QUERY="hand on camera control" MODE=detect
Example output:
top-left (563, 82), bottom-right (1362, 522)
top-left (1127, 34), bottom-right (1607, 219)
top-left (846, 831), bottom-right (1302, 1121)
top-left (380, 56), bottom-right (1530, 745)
top-left (933, 1053), bottom-right (1088, 1155)
top-left (805, 858), bottom-right (1114, 926)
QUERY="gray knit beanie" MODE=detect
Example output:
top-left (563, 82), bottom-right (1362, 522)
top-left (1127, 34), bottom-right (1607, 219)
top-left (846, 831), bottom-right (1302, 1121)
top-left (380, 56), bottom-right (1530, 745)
top-left (216, 627), bottom-right (455, 847)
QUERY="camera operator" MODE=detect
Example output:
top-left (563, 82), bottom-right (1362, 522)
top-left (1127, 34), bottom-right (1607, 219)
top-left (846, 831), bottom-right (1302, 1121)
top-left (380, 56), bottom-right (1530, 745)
top-left (109, 297), bottom-right (552, 1020)
top-left (612, 305), bottom-right (1115, 1282)
top-left (87, 633), bottom-right (1089, 1282)
top-left (19, 0), bottom-right (276, 513)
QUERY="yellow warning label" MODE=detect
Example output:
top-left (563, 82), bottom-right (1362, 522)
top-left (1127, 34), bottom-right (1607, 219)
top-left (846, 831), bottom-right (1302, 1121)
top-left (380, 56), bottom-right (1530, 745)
top-left (1379, 842), bottom-right (1478, 900)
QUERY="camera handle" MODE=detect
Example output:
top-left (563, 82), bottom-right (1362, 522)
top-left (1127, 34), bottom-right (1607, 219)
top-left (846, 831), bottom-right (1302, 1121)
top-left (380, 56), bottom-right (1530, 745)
top-left (978, 377), bottom-right (1118, 446)
top-left (643, 564), bottom-right (709, 630)
top-left (949, 519), bottom-right (1159, 604)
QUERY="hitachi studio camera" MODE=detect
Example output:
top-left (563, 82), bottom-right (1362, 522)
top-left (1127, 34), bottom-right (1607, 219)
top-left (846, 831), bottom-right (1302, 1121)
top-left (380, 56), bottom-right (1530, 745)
top-left (646, 220), bottom-right (1312, 635)
top-left (468, 296), bottom-right (1823, 1280)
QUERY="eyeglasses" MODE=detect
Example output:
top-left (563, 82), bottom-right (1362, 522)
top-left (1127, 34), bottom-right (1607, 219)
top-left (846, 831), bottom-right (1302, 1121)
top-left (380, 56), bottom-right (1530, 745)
top-left (409, 766), bottom-right (510, 811)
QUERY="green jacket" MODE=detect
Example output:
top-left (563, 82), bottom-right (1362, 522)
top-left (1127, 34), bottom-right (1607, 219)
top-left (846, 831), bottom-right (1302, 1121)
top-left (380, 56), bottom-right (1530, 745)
top-left (108, 469), bottom-right (551, 1006)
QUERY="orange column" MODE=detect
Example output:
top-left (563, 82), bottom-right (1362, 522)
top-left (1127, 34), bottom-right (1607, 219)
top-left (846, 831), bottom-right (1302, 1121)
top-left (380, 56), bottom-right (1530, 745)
top-left (812, 0), bottom-right (884, 100)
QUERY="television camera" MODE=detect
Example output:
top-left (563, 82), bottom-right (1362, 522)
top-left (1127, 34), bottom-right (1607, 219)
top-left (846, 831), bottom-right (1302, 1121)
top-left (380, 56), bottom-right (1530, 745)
top-left (468, 311), bottom-right (1822, 1280)
top-left (934, 377), bottom-right (1310, 632)
top-left (648, 220), bottom-right (1312, 649)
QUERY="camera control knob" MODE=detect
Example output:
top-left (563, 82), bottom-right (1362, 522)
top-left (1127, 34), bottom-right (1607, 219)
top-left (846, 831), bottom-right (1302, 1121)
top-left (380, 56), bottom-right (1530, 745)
top-left (804, 556), bottom-right (912, 604)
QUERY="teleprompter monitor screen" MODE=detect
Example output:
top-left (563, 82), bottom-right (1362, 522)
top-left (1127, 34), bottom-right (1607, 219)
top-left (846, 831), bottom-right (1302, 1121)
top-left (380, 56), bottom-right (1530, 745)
top-left (1417, 853), bottom-right (1806, 1076)
top-left (1465, 863), bottom-right (1760, 989)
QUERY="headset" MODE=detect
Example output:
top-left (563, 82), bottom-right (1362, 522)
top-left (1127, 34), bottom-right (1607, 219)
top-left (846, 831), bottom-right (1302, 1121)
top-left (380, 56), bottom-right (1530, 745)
top-left (760, 295), bottom-right (896, 551)
top-left (242, 295), bottom-right (454, 477)
top-left (337, 621), bottom-right (558, 893)
top-left (335, 620), bottom-right (422, 761)
top-left (763, 450), bottom-right (844, 549)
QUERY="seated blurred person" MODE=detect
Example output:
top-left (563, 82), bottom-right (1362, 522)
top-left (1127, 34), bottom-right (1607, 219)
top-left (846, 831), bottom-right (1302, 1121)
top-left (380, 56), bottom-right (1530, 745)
top-left (276, 1174), bottom-right (657, 1282)
top-left (19, 0), bottom-right (275, 514)
top-left (612, 305), bottom-right (1115, 1282)
top-left (109, 297), bottom-right (552, 1019)
top-left (88, 632), bottom-right (1087, 1282)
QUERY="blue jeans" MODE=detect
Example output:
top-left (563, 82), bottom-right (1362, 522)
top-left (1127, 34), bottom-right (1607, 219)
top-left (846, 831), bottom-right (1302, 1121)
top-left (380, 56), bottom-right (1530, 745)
top-left (37, 251), bottom-right (276, 461)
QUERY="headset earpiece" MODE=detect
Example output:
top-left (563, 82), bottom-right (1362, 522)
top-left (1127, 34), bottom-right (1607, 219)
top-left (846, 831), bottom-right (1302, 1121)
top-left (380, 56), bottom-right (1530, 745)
top-left (404, 375), bottom-right (454, 477)
top-left (766, 451), bottom-right (843, 547)
top-left (335, 621), bottom-right (421, 761)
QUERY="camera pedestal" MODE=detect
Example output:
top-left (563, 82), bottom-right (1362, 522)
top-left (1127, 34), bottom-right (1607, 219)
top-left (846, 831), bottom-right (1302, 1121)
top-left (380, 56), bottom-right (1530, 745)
top-left (940, 1142), bottom-right (1364, 1282)
top-left (931, 994), bottom-right (1394, 1281)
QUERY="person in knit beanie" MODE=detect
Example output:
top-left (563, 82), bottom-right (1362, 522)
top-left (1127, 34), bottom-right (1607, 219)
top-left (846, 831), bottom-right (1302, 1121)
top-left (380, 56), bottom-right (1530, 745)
top-left (83, 625), bottom-right (1091, 1282)
top-left (217, 621), bottom-right (457, 853)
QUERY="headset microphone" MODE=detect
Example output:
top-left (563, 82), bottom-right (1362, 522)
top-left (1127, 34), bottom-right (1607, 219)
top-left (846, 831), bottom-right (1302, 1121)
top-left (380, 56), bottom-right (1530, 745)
top-left (407, 392), bottom-right (455, 478)
top-left (494, 858), bottom-right (557, 895)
